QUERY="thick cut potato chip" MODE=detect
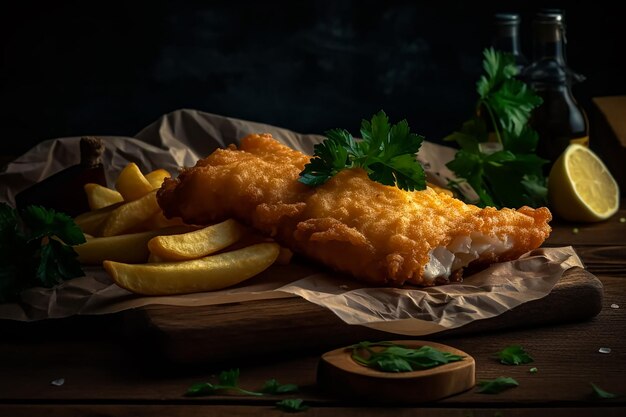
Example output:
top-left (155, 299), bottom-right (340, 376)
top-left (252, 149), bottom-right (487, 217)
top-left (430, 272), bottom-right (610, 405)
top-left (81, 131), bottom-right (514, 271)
top-left (84, 183), bottom-right (124, 210)
top-left (115, 163), bottom-right (153, 202)
top-left (74, 225), bottom-right (197, 264)
top-left (142, 211), bottom-right (186, 230)
top-left (101, 190), bottom-right (160, 237)
top-left (147, 219), bottom-right (244, 261)
top-left (145, 169), bottom-right (171, 189)
top-left (104, 243), bottom-right (280, 295)
top-left (73, 202), bottom-right (123, 236)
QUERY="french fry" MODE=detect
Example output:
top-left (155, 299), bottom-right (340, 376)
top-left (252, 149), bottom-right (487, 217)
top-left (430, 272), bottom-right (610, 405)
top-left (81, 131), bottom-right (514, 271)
top-left (145, 169), bottom-right (171, 189)
top-left (142, 211), bottom-right (186, 230)
top-left (104, 243), bottom-right (280, 295)
top-left (275, 247), bottom-right (293, 265)
top-left (73, 202), bottom-right (123, 236)
top-left (74, 225), bottom-right (197, 264)
top-left (84, 183), bottom-right (124, 210)
top-left (147, 218), bottom-right (245, 261)
top-left (101, 190), bottom-right (160, 237)
top-left (115, 163), bottom-right (153, 202)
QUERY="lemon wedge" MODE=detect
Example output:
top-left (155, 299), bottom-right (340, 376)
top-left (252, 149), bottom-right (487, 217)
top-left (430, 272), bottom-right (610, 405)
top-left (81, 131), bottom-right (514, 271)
top-left (548, 144), bottom-right (620, 222)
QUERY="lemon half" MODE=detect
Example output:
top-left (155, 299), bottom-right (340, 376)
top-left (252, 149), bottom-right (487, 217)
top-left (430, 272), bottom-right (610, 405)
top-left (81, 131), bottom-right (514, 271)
top-left (548, 144), bottom-right (620, 222)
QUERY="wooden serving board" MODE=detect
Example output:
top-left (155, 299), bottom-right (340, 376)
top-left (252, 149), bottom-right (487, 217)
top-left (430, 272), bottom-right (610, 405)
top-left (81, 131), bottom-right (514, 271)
top-left (317, 340), bottom-right (476, 403)
top-left (123, 267), bottom-right (602, 368)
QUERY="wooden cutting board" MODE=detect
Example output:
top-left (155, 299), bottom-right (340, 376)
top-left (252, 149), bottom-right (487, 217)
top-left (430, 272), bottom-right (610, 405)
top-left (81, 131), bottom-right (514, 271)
top-left (123, 267), bottom-right (602, 368)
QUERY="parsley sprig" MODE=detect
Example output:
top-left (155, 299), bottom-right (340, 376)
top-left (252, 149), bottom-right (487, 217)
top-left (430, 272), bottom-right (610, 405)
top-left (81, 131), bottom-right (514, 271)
top-left (497, 345), bottom-right (534, 365)
top-left (350, 341), bottom-right (465, 373)
top-left (299, 111), bottom-right (426, 191)
top-left (445, 48), bottom-right (547, 208)
top-left (477, 376), bottom-right (519, 394)
top-left (0, 203), bottom-right (86, 302)
top-left (185, 369), bottom-right (299, 397)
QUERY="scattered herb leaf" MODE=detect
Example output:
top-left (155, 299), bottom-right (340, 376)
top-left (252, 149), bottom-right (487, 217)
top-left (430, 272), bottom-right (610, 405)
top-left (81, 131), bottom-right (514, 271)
top-left (262, 378), bottom-right (299, 394)
top-left (529, 367), bottom-right (538, 374)
top-left (185, 369), bottom-right (299, 398)
top-left (185, 369), bottom-right (263, 397)
top-left (497, 345), bottom-right (534, 365)
top-left (276, 398), bottom-right (308, 412)
top-left (0, 203), bottom-right (85, 302)
top-left (299, 111), bottom-right (426, 191)
top-left (591, 383), bottom-right (618, 399)
top-left (477, 376), bottom-right (519, 394)
top-left (445, 48), bottom-right (547, 208)
top-left (350, 341), bottom-right (464, 373)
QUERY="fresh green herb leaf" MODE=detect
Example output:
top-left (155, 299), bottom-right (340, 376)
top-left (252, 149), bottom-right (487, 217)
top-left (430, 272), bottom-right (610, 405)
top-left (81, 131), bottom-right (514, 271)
top-left (184, 374), bottom-right (263, 397)
top-left (299, 111), bottom-right (426, 191)
top-left (477, 376), bottom-right (519, 394)
top-left (351, 341), bottom-right (464, 373)
top-left (591, 383), bottom-right (619, 399)
top-left (497, 345), bottom-right (534, 365)
top-left (446, 48), bottom-right (547, 209)
top-left (0, 203), bottom-right (85, 302)
top-left (276, 398), bottom-right (308, 412)
top-left (262, 378), bottom-right (299, 394)
top-left (185, 369), bottom-right (298, 398)
top-left (529, 367), bottom-right (538, 374)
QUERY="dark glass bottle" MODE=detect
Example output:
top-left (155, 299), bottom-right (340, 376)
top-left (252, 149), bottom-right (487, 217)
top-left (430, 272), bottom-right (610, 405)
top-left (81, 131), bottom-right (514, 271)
top-left (525, 11), bottom-right (589, 166)
top-left (492, 13), bottom-right (527, 74)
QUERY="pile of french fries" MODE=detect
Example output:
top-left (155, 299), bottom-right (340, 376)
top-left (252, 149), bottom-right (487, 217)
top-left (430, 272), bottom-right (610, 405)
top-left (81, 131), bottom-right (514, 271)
top-left (72, 163), bottom-right (284, 296)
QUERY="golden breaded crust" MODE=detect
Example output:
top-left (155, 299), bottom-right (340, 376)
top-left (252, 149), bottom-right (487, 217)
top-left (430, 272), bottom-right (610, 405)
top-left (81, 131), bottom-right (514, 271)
top-left (158, 134), bottom-right (552, 286)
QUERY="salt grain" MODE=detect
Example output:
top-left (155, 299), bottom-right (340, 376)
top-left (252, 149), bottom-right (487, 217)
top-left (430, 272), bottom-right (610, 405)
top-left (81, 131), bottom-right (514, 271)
top-left (598, 347), bottom-right (611, 354)
top-left (611, 304), bottom-right (619, 309)
top-left (50, 378), bottom-right (65, 386)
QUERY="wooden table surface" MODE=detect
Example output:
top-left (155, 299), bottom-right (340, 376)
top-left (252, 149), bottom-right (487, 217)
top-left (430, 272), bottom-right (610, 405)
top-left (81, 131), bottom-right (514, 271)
top-left (1, 201), bottom-right (625, 417)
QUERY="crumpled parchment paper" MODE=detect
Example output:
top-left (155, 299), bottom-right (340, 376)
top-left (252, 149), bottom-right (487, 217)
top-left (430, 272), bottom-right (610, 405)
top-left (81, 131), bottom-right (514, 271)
top-left (0, 109), bottom-right (583, 335)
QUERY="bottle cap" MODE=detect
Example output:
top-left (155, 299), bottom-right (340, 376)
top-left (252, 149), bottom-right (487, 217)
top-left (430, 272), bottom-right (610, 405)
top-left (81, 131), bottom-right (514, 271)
top-left (494, 13), bottom-right (520, 24)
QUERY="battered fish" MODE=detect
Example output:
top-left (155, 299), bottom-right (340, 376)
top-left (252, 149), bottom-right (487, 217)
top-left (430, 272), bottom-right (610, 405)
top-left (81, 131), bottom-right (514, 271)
top-left (158, 134), bottom-right (552, 286)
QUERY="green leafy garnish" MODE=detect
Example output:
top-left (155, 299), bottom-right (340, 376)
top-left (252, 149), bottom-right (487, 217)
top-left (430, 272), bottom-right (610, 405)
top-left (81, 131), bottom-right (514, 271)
top-left (0, 203), bottom-right (85, 302)
top-left (476, 376), bottom-right (519, 394)
top-left (591, 383), bottom-right (619, 399)
top-left (261, 378), bottom-right (299, 394)
top-left (529, 367), bottom-right (538, 374)
top-left (185, 369), bottom-right (299, 398)
top-left (350, 341), bottom-right (464, 373)
top-left (275, 398), bottom-right (309, 412)
top-left (445, 48), bottom-right (547, 208)
top-left (497, 345), bottom-right (534, 365)
top-left (299, 111), bottom-right (426, 191)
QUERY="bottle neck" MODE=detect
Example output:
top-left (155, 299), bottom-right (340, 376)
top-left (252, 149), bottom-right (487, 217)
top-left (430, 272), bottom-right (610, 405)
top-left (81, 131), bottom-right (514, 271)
top-left (493, 24), bottom-right (522, 55)
top-left (532, 22), bottom-right (567, 65)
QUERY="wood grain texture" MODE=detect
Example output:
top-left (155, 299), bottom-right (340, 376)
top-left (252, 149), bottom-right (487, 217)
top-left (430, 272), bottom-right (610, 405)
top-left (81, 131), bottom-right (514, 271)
top-left (123, 267), bottom-right (603, 366)
top-left (2, 405), bottom-right (626, 417)
top-left (546, 204), bottom-right (626, 247)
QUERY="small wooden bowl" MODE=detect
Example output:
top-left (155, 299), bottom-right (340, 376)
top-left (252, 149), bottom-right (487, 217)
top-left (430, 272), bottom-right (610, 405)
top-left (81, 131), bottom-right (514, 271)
top-left (317, 340), bottom-right (475, 403)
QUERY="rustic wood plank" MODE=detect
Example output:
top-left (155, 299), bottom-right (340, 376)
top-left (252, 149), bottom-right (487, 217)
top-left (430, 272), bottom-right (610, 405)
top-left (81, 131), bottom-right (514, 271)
top-left (546, 203), bottom-right (626, 246)
top-left (122, 267), bottom-right (603, 367)
top-left (0, 405), bottom-right (625, 417)
top-left (0, 276), bottom-right (623, 407)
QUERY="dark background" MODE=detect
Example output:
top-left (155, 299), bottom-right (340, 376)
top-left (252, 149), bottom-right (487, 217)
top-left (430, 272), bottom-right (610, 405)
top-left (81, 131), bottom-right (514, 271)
top-left (1, 0), bottom-right (624, 157)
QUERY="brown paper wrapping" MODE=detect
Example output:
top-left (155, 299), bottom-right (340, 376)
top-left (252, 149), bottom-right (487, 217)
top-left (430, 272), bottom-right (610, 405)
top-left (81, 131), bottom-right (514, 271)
top-left (0, 110), bottom-right (582, 335)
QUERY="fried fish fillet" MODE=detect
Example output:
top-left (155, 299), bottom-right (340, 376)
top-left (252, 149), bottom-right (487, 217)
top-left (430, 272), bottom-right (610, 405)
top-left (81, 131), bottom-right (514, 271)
top-left (158, 134), bottom-right (552, 286)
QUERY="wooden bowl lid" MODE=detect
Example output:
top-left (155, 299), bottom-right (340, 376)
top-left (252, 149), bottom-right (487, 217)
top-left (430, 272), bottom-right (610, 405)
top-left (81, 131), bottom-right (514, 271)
top-left (317, 340), bottom-right (475, 403)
